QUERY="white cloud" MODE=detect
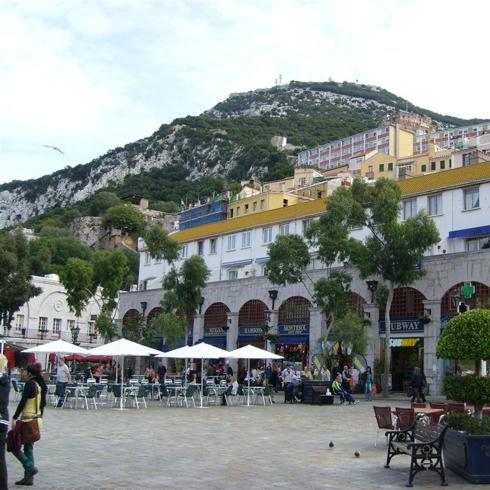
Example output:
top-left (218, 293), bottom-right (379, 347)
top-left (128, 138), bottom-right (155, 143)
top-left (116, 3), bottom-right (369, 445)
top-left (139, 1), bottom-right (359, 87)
top-left (0, 0), bottom-right (489, 184)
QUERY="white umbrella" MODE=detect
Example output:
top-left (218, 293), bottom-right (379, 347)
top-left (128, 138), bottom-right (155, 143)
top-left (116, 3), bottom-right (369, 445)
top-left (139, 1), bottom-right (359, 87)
top-left (183, 342), bottom-right (229, 408)
top-left (227, 344), bottom-right (283, 406)
top-left (23, 339), bottom-right (89, 354)
top-left (155, 345), bottom-right (193, 358)
top-left (89, 338), bottom-right (163, 410)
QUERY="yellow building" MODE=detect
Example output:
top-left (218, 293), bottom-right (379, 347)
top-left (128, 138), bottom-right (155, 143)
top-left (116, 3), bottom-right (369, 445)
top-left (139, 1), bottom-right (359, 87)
top-left (349, 150), bottom-right (396, 180)
top-left (396, 144), bottom-right (452, 178)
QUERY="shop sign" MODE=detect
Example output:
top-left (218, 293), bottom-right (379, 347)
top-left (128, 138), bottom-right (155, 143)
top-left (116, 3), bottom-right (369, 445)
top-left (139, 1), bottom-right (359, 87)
top-left (204, 325), bottom-right (227, 336)
top-left (389, 338), bottom-right (421, 348)
top-left (278, 324), bottom-right (309, 335)
top-left (239, 325), bottom-right (264, 336)
top-left (379, 319), bottom-right (424, 334)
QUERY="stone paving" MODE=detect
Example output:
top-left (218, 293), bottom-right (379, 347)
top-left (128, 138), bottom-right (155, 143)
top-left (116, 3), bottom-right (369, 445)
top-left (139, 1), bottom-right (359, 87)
top-left (6, 395), bottom-right (478, 489)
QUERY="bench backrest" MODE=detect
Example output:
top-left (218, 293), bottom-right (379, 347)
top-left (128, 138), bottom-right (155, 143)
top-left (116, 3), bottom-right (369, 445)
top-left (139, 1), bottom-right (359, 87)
top-left (413, 419), bottom-right (447, 443)
top-left (395, 407), bottom-right (415, 431)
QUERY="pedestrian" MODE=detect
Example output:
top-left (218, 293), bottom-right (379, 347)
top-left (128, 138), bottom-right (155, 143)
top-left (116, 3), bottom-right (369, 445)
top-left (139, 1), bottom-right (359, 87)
top-left (12, 363), bottom-right (45, 486)
top-left (55, 357), bottom-right (71, 408)
top-left (410, 367), bottom-right (426, 403)
top-left (364, 366), bottom-right (373, 401)
top-left (341, 365), bottom-right (351, 392)
top-left (332, 374), bottom-right (358, 405)
top-left (0, 354), bottom-right (10, 490)
top-left (320, 365), bottom-right (331, 382)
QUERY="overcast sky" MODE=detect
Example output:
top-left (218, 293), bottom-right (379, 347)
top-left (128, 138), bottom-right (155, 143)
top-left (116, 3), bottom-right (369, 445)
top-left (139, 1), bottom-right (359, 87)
top-left (1, 0), bottom-right (489, 184)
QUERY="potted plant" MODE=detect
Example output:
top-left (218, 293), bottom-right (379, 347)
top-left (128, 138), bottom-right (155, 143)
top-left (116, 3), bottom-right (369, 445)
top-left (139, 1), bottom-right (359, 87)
top-left (436, 308), bottom-right (490, 484)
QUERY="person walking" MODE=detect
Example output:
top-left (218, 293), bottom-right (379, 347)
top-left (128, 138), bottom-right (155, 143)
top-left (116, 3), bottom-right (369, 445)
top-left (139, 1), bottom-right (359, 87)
top-left (410, 366), bottom-right (426, 403)
top-left (0, 355), bottom-right (10, 490)
top-left (12, 364), bottom-right (45, 486)
top-left (55, 357), bottom-right (71, 408)
top-left (364, 366), bottom-right (374, 401)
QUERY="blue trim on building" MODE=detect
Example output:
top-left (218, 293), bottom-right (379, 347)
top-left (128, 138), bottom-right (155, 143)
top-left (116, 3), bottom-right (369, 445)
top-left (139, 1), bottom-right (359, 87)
top-left (448, 225), bottom-right (490, 239)
top-left (222, 259), bottom-right (253, 268)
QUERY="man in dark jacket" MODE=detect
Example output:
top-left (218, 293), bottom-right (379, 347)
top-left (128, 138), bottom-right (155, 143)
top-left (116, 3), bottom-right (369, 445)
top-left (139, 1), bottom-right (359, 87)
top-left (410, 366), bottom-right (426, 403)
top-left (0, 354), bottom-right (10, 490)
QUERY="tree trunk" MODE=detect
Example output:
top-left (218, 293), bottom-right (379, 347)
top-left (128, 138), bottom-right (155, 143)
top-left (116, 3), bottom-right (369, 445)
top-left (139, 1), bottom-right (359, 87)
top-left (382, 281), bottom-right (394, 397)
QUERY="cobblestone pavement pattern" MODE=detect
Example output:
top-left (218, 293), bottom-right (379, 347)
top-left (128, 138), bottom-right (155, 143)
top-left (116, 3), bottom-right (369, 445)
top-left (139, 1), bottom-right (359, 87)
top-left (6, 397), bottom-right (477, 489)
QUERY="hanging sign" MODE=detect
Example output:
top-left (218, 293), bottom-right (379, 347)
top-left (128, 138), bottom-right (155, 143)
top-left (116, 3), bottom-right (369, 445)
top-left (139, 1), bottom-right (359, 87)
top-left (460, 282), bottom-right (476, 299)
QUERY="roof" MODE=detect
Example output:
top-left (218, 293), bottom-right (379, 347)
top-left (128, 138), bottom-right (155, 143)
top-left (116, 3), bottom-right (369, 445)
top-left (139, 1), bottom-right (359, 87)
top-left (171, 199), bottom-right (327, 242)
top-left (171, 161), bottom-right (490, 243)
top-left (398, 160), bottom-right (490, 196)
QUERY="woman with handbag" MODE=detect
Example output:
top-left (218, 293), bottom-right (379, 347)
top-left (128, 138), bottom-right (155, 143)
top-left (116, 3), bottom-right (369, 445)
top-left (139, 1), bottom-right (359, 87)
top-left (0, 354), bottom-right (10, 490)
top-left (12, 364), bottom-right (45, 486)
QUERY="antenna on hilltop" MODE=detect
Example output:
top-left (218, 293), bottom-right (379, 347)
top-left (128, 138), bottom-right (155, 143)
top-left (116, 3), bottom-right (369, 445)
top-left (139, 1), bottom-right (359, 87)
top-left (278, 74), bottom-right (282, 85)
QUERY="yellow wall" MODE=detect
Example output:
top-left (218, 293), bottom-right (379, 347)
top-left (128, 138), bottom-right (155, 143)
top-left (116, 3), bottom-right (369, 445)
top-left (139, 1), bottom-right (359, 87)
top-left (389, 126), bottom-right (414, 158)
top-left (359, 152), bottom-right (395, 180)
top-left (228, 192), bottom-right (302, 219)
top-left (397, 145), bottom-right (452, 177)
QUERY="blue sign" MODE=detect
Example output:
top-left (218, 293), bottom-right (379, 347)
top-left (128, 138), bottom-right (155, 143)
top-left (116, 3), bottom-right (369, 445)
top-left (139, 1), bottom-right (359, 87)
top-left (204, 325), bottom-right (227, 336)
top-left (239, 325), bottom-right (264, 336)
top-left (378, 319), bottom-right (425, 334)
top-left (278, 324), bottom-right (309, 335)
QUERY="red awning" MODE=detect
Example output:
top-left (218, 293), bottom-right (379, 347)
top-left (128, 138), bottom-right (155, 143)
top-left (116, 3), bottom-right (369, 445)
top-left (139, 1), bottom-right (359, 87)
top-left (64, 354), bottom-right (112, 363)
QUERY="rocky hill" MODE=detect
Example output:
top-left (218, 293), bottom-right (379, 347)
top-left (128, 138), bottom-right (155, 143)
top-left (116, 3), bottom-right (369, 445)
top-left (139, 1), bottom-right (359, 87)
top-left (0, 80), bottom-right (486, 229)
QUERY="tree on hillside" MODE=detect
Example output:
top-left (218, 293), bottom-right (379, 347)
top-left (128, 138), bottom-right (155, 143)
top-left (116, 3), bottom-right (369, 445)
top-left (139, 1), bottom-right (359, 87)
top-left (0, 231), bottom-right (41, 329)
top-left (158, 255), bottom-right (210, 345)
top-left (88, 191), bottom-right (121, 216)
top-left (310, 178), bottom-right (439, 396)
top-left (102, 204), bottom-right (145, 235)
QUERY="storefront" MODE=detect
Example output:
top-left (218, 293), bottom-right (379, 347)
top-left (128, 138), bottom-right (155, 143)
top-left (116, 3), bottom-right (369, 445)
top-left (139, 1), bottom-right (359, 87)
top-left (203, 325), bottom-right (227, 349)
top-left (379, 318), bottom-right (425, 391)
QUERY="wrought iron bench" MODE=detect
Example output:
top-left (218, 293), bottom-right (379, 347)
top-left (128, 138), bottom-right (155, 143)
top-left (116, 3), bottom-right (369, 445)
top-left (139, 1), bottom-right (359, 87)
top-left (384, 417), bottom-right (448, 487)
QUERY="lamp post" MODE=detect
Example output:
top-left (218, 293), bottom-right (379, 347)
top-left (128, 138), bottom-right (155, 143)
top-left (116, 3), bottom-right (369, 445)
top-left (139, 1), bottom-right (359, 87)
top-left (366, 280), bottom-right (379, 303)
top-left (268, 290), bottom-right (279, 310)
top-left (70, 323), bottom-right (80, 345)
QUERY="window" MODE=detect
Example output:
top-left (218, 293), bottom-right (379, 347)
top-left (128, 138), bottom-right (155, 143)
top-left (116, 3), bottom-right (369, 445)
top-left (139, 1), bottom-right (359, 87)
top-left (464, 187), bottom-right (480, 210)
top-left (144, 252), bottom-right (151, 265)
top-left (440, 160), bottom-right (445, 170)
top-left (181, 245), bottom-right (188, 258)
top-left (236, 207), bottom-right (240, 216)
top-left (403, 199), bottom-right (417, 220)
top-left (379, 163), bottom-right (385, 172)
top-left (198, 241), bottom-right (204, 256)
top-left (241, 231), bottom-right (251, 248)
top-left (279, 223), bottom-right (290, 235)
top-left (421, 164), bottom-right (427, 173)
top-left (262, 227), bottom-right (272, 244)
top-left (462, 153), bottom-right (471, 165)
top-left (430, 161), bottom-right (436, 171)
top-left (467, 236), bottom-right (490, 251)
top-left (244, 204), bottom-right (249, 214)
top-left (260, 199), bottom-right (265, 210)
top-left (302, 219), bottom-right (311, 234)
top-left (252, 202), bottom-right (257, 212)
top-left (88, 320), bottom-right (96, 335)
top-left (15, 315), bottom-right (24, 333)
top-left (228, 270), bottom-right (238, 281)
top-left (283, 199), bottom-right (288, 207)
top-left (52, 318), bottom-right (62, 334)
top-left (209, 239), bottom-right (217, 255)
top-left (38, 317), bottom-right (48, 332)
top-left (229, 209), bottom-right (234, 218)
top-left (428, 194), bottom-right (442, 216)
top-left (67, 320), bottom-right (75, 332)
top-left (227, 235), bottom-right (236, 251)
top-left (449, 159), bottom-right (452, 168)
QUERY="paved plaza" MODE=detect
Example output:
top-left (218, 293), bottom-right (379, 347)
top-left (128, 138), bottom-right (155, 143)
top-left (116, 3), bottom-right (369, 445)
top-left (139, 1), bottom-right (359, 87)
top-left (6, 396), bottom-right (478, 489)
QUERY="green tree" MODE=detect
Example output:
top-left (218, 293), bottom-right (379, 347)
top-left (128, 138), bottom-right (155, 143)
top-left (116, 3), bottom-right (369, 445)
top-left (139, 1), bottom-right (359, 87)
top-left (147, 312), bottom-right (187, 349)
top-left (143, 226), bottom-right (180, 263)
top-left (311, 178), bottom-right (440, 395)
top-left (0, 231), bottom-right (41, 328)
top-left (88, 191), bottom-right (121, 216)
top-left (149, 201), bottom-right (179, 213)
top-left (102, 204), bottom-right (145, 235)
top-left (162, 256), bottom-right (210, 320)
top-left (59, 258), bottom-right (94, 317)
top-left (94, 312), bottom-right (118, 342)
top-left (331, 310), bottom-right (369, 357)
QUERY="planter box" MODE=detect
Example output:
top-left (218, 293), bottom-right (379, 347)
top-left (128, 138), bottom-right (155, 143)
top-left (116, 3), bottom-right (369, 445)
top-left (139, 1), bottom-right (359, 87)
top-left (444, 427), bottom-right (490, 484)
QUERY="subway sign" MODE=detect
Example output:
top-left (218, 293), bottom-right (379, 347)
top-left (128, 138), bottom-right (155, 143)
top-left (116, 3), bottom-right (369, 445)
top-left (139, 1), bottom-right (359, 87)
top-left (379, 319), bottom-right (425, 334)
top-left (278, 324), bottom-right (309, 335)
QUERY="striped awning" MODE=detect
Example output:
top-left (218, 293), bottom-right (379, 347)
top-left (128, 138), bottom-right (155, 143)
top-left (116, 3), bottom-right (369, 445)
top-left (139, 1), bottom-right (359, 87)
top-left (221, 259), bottom-right (253, 268)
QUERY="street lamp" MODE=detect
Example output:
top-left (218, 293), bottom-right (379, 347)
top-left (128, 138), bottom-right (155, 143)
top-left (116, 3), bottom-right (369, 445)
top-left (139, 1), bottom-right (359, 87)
top-left (70, 323), bottom-right (81, 345)
top-left (366, 280), bottom-right (379, 303)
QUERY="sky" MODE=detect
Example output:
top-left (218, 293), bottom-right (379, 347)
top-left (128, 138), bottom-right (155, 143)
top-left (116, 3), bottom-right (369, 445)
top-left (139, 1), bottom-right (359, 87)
top-left (1, 0), bottom-right (489, 184)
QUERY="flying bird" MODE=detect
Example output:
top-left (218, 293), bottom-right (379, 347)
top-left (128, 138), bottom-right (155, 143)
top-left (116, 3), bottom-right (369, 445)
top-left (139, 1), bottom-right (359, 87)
top-left (43, 145), bottom-right (64, 154)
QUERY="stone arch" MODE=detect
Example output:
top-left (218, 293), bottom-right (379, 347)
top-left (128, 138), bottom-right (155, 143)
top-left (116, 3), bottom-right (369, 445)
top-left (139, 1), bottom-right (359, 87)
top-left (122, 309), bottom-right (140, 338)
top-left (350, 292), bottom-right (367, 317)
top-left (380, 287), bottom-right (426, 319)
top-left (204, 302), bottom-right (230, 327)
top-left (147, 307), bottom-right (163, 324)
top-left (239, 300), bottom-right (268, 325)
top-left (441, 281), bottom-right (490, 318)
top-left (278, 296), bottom-right (312, 324)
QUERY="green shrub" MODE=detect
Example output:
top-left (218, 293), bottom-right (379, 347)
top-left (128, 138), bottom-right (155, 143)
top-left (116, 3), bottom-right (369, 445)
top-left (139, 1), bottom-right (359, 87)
top-left (443, 412), bottom-right (490, 435)
top-left (443, 375), bottom-right (490, 413)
